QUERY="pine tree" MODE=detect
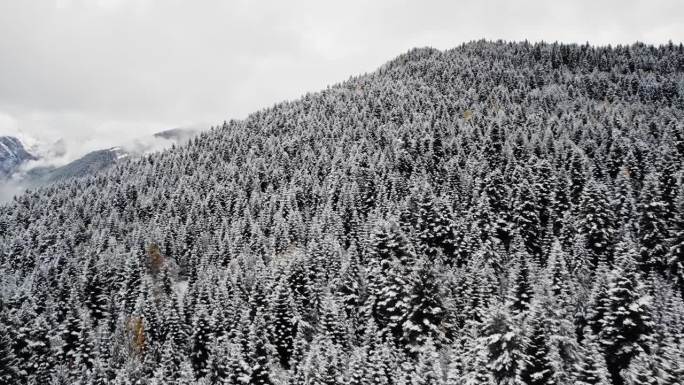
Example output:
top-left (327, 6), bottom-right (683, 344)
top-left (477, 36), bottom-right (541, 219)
top-left (346, 347), bottom-right (369, 385)
top-left (586, 265), bottom-right (610, 337)
top-left (336, 246), bottom-right (364, 329)
top-left (161, 290), bottom-right (188, 353)
top-left (82, 255), bottom-right (109, 324)
top-left (207, 339), bottom-right (230, 385)
top-left (366, 221), bottom-right (414, 342)
top-left (157, 339), bottom-right (182, 383)
top-left (301, 336), bottom-right (343, 385)
top-left (508, 238), bottom-right (535, 316)
top-left (480, 304), bottom-right (525, 385)
top-left (411, 338), bottom-right (445, 385)
top-left (119, 253), bottom-right (143, 315)
top-left (248, 311), bottom-right (273, 385)
top-left (60, 291), bottom-right (84, 366)
top-left (445, 343), bottom-right (465, 385)
top-left (578, 180), bottom-right (616, 266)
top-left (408, 189), bottom-right (457, 260)
top-left (319, 293), bottom-right (348, 349)
top-left (538, 241), bottom-right (578, 384)
top-left (573, 337), bottom-right (610, 385)
top-left (514, 178), bottom-right (543, 259)
top-left (621, 350), bottom-right (659, 385)
top-left (73, 313), bottom-right (97, 378)
top-left (0, 322), bottom-right (19, 384)
top-left (375, 257), bottom-right (412, 342)
top-left (657, 336), bottom-right (684, 385)
top-left (520, 312), bottom-right (555, 385)
top-left (464, 256), bottom-right (499, 324)
top-left (599, 243), bottom-right (653, 385)
top-left (190, 305), bottom-right (215, 379)
top-left (401, 260), bottom-right (445, 352)
top-left (612, 168), bottom-right (638, 239)
top-left (226, 342), bottom-right (251, 385)
top-left (23, 315), bottom-right (54, 385)
top-left (269, 277), bottom-right (296, 368)
top-left (666, 184), bottom-right (684, 296)
top-left (464, 344), bottom-right (495, 385)
top-left (637, 173), bottom-right (669, 274)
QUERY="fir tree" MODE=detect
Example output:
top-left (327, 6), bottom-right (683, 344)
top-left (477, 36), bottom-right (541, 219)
top-left (573, 337), bottom-right (610, 385)
top-left (508, 238), bottom-right (535, 316)
top-left (248, 311), bottom-right (273, 385)
top-left (599, 243), bottom-right (654, 385)
top-left (190, 305), bottom-right (215, 379)
top-left (0, 322), bottom-right (19, 384)
top-left (480, 304), bottom-right (525, 385)
top-left (402, 261), bottom-right (445, 352)
top-left (520, 312), bottom-right (555, 385)
top-left (621, 350), bottom-right (659, 385)
top-left (578, 180), bottom-right (616, 266)
top-left (269, 277), bottom-right (296, 368)
top-left (637, 173), bottom-right (669, 274)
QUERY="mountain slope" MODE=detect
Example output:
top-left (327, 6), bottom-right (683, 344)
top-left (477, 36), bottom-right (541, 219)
top-left (1, 41), bottom-right (684, 385)
top-left (28, 146), bottom-right (129, 184)
top-left (1, 128), bottom-right (200, 192)
top-left (0, 136), bottom-right (37, 179)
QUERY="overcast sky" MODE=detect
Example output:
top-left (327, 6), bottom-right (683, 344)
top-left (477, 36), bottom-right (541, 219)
top-left (0, 0), bottom-right (682, 157)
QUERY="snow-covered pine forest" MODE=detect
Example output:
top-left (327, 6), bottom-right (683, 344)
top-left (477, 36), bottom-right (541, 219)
top-left (1, 41), bottom-right (684, 385)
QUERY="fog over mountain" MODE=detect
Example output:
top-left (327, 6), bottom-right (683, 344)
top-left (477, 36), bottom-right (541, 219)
top-left (0, 127), bottom-right (201, 201)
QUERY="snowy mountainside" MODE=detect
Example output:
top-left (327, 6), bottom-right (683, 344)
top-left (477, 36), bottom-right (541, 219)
top-left (0, 41), bottom-right (684, 385)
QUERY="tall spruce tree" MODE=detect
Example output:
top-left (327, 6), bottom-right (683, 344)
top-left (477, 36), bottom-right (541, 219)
top-left (599, 242), bottom-right (654, 385)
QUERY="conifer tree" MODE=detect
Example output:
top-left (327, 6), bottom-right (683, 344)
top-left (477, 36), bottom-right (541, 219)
top-left (190, 305), bottom-right (215, 379)
top-left (480, 304), bottom-right (525, 385)
top-left (514, 178), bottom-right (543, 259)
top-left (73, 313), bottom-right (97, 377)
top-left (637, 173), bottom-right (669, 274)
top-left (586, 265), bottom-right (610, 337)
top-left (666, 184), bottom-right (684, 295)
top-left (319, 293), bottom-right (348, 350)
top-left (573, 337), bottom-right (610, 385)
top-left (508, 238), bottom-right (535, 316)
top-left (157, 339), bottom-right (182, 383)
top-left (248, 311), bottom-right (274, 385)
top-left (411, 338), bottom-right (445, 385)
top-left (599, 243), bottom-right (654, 385)
top-left (621, 350), bottom-right (659, 385)
top-left (464, 344), bottom-right (495, 385)
top-left (402, 260), bottom-right (445, 352)
top-left (520, 312), bottom-right (555, 385)
top-left (578, 180), bottom-right (616, 266)
top-left (346, 347), bottom-right (369, 385)
top-left (0, 322), bottom-right (19, 384)
top-left (60, 292), bottom-right (84, 365)
top-left (336, 246), bottom-right (364, 328)
top-left (226, 342), bottom-right (251, 385)
top-left (24, 315), bottom-right (54, 385)
top-left (270, 277), bottom-right (296, 368)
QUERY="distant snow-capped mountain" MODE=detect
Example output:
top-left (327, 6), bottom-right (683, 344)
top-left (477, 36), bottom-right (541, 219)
top-left (0, 136), bottom-right (37, 179)
top-left (1, 127), bottom-right (200, 186)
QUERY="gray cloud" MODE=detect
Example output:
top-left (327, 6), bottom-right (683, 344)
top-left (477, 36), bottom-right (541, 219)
top-left (0, 0), bottom-right (682, 157)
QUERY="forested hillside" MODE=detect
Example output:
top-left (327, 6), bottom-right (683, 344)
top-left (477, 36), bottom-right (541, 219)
top-left (1, 41), bottom-right (684, 385)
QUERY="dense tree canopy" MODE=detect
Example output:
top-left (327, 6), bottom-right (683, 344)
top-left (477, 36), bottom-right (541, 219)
top-left (1, 40), bottom-right (684, 384)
